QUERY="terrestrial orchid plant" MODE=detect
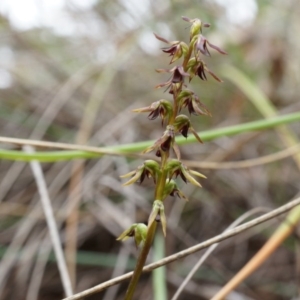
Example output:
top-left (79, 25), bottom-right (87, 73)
top-left (117, 16), bottom-right (227, 299)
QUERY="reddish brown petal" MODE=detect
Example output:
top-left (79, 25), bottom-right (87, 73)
top-left (190, 127), bottom-right (203, 143)
top-left (162, 45), bottom-right (177, 55)
top-left (178, 66), bottom-right (191, 77)
top-left (148, 108), bottom-right (160, 120)
top-left (182, 16), bottom-right (192, 22)
top-left (172, 68), bottom-right (183, 83)
top-left (192, 97), bottom-right (211, 116)
top-left (207, 41), bottom-right (227, 55)
top-left (161, 136), bottom-right (172, 152)
top-left (156, 68), bottom-right (172, 73)
top-left (179, 172), bottom-right (187, 183)
top-left (197, 36), bottom-right (210, 56)
top-left (155, 80), bottom-right (171, 89)
top-left (173, 143), bottom-right (181, 160)
top-left (205, 67), bottom-right (223, 82)
top-left (197, 65), bottom-right (207, 80)
top-left (180, 124), bottom-right (189, 138)
top-left (186, 100), bottom-right (193, 114)
top-left (159, 107), bottom-right (166, 120)
top-left (153, 33), bottom-right (170, 44)
top-left (140, 171), bottom-right (146, 184)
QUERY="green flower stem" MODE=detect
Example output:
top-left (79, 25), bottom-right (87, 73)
top-left (155, 151), bottom-right (169, 200)
top-left (182, 44), bottom-right (193, 72)
top-left (1, 112), bottom-right (300, 162)
top-left (124, 222), bottom-right (157, 300)
top-left (155, 169), bottom-right (168, 200)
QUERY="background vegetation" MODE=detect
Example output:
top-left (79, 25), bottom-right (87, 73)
top-left (0, 0), bottom-right (300, 299)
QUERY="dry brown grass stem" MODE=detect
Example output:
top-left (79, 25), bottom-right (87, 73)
top-left (171, 207), bottom-right (271, 300)
top-left (183, 143), bottom-right (300, 169)
top-left (211, 193), bottom-right (300, 300)
top-left (24, 146), bottom-right (73, 297)
top-left (1, 137), bottom-right (300, 170)
top-left (0, 136), bottom-right (123, 155)
top-left (62, 196), bottom-right (300, 300)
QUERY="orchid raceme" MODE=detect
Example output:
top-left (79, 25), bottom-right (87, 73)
top-left (119, 16), bottom-right (226, 300)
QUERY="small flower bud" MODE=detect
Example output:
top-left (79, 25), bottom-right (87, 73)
top-left (182, 16), bottom-right (202, 40)
top-left (180, 42), bottom-right (189, 57)
top-left (162, 179), bottom-right (177, 200)
top-left (174, 115), bottom-right (190, 138)
top-left (116, 223), bottom-right (148, 248)
top-left (174, 115), bottom-right (203, 143)
top-left (191, 20), bottom-right (201, 40)
top-left (163, 179), bottom-right (188, 201)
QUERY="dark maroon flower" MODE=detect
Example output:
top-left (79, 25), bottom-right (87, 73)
top-left (195, 35), bottom-right (227, 57)
top-left (143, 125), bottom-right (181, 159)
top-left (174, 115), bottom-right (203, 143)
top-left (121, 160), bottom-right (160, 185)
top-left (133, 100), bottom-right (173, 125)
top-left (191, 61), bottom-right (223, 82)
top-left (185, 95), bottom-right (211, 116)
top-left (154, 33), bottom-right (188, 64)
top-left (177, 90), bottom-right (211, 116)
top-left (196, 61), bottom-right (207, 80)
top-left (156, 66), bottom-right (190, 90)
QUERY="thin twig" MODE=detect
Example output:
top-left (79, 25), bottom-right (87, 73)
top-left (171, 207), bottom-right (270, 300)
top-left (0, 136), bottom-right (125, 155)
top-left (26, 235), bottom-right (52, 300)
top-left (62, 196), bottom-right (300, 300)
top-left (24, 146), bottom-right (73, 297)
top-left (211, 198), bottom-right (300, 300)
top-left (183, 143), bottom-right (300, 169)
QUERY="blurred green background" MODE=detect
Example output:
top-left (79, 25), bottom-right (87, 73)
top-left (0, 0), bottom-right (300, 299)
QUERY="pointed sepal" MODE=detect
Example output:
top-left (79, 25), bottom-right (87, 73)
top-left (133, 100), bottom-right (173, 125)
top-left (148, 200), bottom-right (167, 237)
top-left (166, 159), bottom-right (206, 187)
top-left (121, 160), bottom-right (160, 185)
